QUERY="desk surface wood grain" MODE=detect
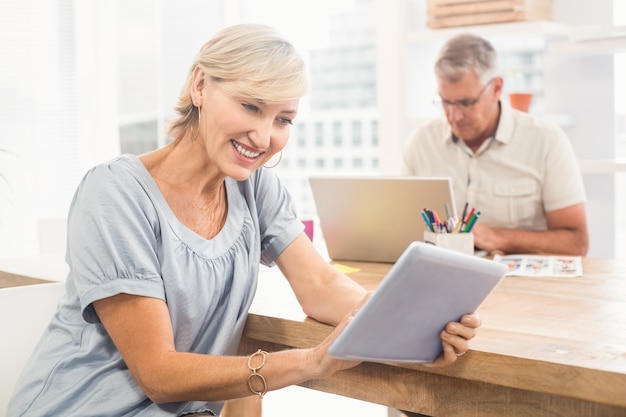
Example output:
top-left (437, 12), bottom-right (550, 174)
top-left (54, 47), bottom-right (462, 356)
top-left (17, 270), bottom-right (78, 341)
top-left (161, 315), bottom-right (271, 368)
top-left (0, 270), bottom-right (52, 288)
top-left (3, 258), bottom-right (625, 416)
top-left (242, 258), bottom-right (626, 417)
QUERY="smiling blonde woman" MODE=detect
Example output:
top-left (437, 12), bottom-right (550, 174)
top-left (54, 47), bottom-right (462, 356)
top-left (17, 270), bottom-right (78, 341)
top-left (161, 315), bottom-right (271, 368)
top-left (8, 24), bottom-right (481, 417)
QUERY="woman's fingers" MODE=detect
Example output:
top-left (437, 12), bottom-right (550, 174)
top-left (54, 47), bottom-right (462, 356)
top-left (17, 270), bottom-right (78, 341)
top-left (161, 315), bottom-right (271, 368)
top-left (426, 313), bottom-right (482, 368)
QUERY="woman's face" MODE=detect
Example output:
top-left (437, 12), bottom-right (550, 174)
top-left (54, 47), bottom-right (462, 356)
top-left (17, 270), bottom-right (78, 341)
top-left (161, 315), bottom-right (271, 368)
top-left (195, 73), bottom-right (299, 181)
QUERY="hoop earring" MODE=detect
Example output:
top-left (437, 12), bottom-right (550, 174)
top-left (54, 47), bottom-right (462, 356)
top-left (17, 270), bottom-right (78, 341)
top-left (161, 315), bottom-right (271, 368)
top-left (192, 105), bottom-right (201, 141)
top-left (264, 151), bottom-right (283, 168)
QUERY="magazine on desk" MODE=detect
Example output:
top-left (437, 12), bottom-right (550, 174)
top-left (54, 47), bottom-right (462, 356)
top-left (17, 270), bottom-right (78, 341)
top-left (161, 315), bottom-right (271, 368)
top-left (492, 254), bottom-right (583, 277)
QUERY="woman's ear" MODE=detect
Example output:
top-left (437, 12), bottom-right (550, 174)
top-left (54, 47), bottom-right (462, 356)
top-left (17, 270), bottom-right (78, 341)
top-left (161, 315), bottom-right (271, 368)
top-left (191, 66), bottom-right (206, 105)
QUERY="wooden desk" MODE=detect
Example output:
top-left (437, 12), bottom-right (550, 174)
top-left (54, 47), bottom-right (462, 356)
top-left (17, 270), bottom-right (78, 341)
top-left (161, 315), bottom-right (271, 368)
top-left (0, 270), bottom-right (52, 288)
top-left (240, 259), bottom-right (626, 417)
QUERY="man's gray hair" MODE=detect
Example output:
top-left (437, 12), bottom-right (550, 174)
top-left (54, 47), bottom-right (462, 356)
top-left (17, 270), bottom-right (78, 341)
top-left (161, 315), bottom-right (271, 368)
top-left (434, 33), bottom-right (498, 84)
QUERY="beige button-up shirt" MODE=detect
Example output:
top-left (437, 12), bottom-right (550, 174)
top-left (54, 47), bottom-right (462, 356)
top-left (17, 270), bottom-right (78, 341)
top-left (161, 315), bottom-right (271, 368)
top-left (401, 103), bottom-right (586, 230)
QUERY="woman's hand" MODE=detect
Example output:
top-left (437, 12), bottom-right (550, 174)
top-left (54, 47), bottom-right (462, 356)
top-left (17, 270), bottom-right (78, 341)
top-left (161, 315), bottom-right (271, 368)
top-left (307, 292), bottom-right (373, 377)
top-left (426, 313), bottom-right (482, 367)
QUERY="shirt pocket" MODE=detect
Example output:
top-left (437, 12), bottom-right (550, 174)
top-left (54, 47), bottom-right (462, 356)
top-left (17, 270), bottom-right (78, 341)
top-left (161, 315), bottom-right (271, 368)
top-left (492, 180), bottom-right (541, 228)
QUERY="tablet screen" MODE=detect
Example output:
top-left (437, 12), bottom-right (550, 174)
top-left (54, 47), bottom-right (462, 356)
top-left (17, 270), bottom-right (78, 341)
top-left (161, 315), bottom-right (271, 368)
top-left (329, 241), bottom-right (507, 363)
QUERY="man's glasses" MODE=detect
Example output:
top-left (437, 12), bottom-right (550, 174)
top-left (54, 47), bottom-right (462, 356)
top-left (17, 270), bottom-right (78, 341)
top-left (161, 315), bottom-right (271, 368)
top-left (433, 78), bottom-right (496, 111)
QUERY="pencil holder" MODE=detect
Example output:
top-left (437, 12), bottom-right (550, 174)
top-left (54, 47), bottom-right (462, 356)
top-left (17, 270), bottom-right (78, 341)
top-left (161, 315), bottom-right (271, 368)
top-left (423, 231), bottom-right (474, 256)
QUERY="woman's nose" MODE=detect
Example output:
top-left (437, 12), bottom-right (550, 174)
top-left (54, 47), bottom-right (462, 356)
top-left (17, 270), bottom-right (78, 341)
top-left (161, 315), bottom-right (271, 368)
top-left (248, 119), bottom-right (273, 148)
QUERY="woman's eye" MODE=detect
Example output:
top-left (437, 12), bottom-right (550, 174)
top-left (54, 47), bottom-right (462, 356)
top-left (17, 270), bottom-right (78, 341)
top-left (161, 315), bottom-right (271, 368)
top-left (242, 103), bottom-right (259, 112)
top-left (242, 101), bottom-right (293, 125)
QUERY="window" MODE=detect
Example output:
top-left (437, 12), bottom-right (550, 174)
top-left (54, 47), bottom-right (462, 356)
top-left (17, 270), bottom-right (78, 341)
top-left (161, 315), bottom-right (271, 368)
top-left (296, 123), bottom-right (307, 148)
top-left (314, 122), bottom-right (324, 147)
top-left (352, 121), bottom-right (363, 147)
top-left (333, 121), bottom-right (343, 147)
top-left (120, 121), bottom-right (159, 155)
top-left (0, 0), bottom-right (84, 256)
top-left (371, 120), bottom-right (379, 147)
top-left (0, 0), bottom-right (379, 258)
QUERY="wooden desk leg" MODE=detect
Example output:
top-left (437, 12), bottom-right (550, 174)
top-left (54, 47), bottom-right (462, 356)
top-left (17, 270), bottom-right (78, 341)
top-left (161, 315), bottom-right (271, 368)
top-left (220, 396), bottom-right (262, 417)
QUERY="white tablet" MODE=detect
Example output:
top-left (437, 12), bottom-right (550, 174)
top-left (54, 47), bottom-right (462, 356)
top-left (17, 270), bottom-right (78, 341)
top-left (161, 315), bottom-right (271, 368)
top-left (329, 241), bottom-right (507, 363)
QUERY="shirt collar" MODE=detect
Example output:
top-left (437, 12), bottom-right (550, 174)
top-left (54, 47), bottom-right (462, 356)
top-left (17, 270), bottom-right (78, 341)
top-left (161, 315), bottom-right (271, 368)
top-left (493, 101), bottom-right (513, 145)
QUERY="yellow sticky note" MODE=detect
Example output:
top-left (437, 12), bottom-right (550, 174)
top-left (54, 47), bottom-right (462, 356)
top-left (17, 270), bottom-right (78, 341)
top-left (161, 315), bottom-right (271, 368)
top-left (332, 263), bottom-right (361, 274)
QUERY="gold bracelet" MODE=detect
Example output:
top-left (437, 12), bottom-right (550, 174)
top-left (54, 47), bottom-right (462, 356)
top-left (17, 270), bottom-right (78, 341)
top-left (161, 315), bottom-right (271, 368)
top-left (247, 349), bottom-right (268, 400)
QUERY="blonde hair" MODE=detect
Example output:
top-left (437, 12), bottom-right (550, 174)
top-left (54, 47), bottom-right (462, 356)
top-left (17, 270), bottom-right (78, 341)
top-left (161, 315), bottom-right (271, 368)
top-left (168, 24), bottom-right (310, 141)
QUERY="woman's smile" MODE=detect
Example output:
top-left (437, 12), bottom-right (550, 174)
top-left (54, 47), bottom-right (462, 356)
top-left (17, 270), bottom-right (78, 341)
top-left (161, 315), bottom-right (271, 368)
top-left (231, 139), bottom-right (264, 160)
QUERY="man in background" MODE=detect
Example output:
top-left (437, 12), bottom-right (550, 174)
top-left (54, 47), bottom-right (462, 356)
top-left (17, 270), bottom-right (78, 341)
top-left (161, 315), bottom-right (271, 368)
top-left (401, 33), bottom-right (588, 256)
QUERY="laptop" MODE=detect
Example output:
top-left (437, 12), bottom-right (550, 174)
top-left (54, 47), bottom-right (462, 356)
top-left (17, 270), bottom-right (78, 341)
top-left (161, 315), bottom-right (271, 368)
top-left (328, 241), bottom-right (507, 363)
top-left (309, 175), bottom-right (456, 263)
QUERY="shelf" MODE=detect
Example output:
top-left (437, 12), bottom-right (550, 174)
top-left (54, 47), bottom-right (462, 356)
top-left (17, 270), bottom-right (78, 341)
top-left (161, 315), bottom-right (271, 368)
top-left (408, 22), bottom-right (626, 54)
top-left (568, 25), bottom-right (626, 42)
top-left (407, 20), bottom-right (571, 43)
top-left (548, 25), bottom-right (626, 54)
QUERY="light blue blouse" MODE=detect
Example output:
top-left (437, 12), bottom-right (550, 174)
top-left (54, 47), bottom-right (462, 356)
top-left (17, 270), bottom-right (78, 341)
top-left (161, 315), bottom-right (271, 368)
top-left (8, 154), bottom-right (303, 417)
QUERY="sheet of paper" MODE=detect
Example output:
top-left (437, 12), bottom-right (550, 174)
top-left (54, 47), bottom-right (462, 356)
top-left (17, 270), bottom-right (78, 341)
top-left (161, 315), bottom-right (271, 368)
top-left (332, 263), bottom-right (361, 274)
top-left (493, 255), bottom-right (583, 277)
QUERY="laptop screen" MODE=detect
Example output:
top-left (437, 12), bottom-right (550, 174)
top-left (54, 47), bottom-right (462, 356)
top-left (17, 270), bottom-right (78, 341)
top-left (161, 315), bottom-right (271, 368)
top-left (309, 176), bottom-right (456, 263)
